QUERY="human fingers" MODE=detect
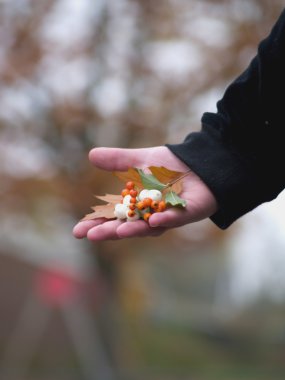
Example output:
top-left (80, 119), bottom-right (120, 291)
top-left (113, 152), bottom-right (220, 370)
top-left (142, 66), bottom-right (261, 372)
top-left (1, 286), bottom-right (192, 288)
top-left (86, 219), bottom-right (125, 241)
top-left (148, 190), bottom-right (217, 229)
top-left (88, 145), bottom-right (189, 172)
top-left (88, 147), bottom-right (152, 171)
top-left (116, 220), bottom-right (166, 238)
top-left (86, 218), bottom-right (166, 241)
top-left (73, 219), bottom-right (106, 239)
top-left (148, 207), bottom-right (193, 229)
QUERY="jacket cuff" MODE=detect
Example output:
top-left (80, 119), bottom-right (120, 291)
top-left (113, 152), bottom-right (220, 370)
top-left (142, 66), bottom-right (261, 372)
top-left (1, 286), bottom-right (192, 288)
top-left (166, 116), bottom-right (277, 229)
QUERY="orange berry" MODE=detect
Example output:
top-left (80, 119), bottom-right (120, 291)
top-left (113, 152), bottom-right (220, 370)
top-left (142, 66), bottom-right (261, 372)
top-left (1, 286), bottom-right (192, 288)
top-left (143, 212), bottom-right (152, 222)
top-left (121, 188), bottom-right (130, 197)
top-left (130, 197), bottom-right (137, 204)
top-left (126, 181), bottom-right (135, 190)
top-left (137, 201), bottom-right (145, 210)
top-left (129, 189), bottom-right (138, 197)
top-left (158, 200), bottom-right (166, 212)
top-left (129, 204), bottom-right (136, 210)
top-left (151, 200), bottom-right (159, 210)
top-left (143, 197), bottom-right (152, 207)
top-left (127, 210), bottom-right (136, 217)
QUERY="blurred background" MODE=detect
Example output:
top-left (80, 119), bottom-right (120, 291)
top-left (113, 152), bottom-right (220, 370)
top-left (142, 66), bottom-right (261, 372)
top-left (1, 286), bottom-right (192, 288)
top-left (1, 0), bottom-right (285, 379)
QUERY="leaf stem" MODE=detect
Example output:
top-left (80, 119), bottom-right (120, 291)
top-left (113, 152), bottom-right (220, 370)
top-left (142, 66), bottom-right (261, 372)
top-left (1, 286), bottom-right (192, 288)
top-left (165, 169), bottom-right (192, 188)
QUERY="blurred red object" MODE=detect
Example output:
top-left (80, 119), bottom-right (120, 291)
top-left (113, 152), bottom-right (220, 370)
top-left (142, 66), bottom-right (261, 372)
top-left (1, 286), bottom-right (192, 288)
top-left (35, 268), bottom-right (79, 306)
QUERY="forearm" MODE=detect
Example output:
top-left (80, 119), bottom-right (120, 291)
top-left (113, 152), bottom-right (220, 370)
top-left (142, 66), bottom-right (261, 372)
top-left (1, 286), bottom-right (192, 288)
top-left (167, 9), bottom-right (285, 229)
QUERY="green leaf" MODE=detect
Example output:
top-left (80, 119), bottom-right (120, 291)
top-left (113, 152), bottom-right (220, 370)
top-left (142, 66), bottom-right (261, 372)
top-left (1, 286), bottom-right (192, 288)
top-left (137, 169), bottom-right (167, 191)
top-left (165, 191), bottom-right (187, 207)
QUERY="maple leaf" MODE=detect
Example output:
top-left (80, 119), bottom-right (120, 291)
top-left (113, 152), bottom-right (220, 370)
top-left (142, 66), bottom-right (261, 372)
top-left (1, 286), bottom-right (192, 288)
top-left (80, 166), bottom-right (190, 222)
top-left (113, 168), bottom-right (144, 190)
top-left (81, 203), bottom-right (116, 221)
top-left (113, 166), bottom-right (189, 195)
top-left (81, 194), bottom-right (121, 221)
top-left (95, 194), bottom-right (122, 204)
top-left (148, 166), bottom-right (184, 184)
top-left (149, 166), bottom-right (189, 195)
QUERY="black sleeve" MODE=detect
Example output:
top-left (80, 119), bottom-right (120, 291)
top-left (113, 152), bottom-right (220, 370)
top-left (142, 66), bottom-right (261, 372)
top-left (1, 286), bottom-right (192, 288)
top-left (166, 8), bottom-right (285, 229)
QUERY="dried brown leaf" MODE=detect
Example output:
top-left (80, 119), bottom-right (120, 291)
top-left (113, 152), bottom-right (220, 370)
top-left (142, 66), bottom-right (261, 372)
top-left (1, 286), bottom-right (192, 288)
top-left (148, 166), bottom-right (184, 184)
top-left (81, 211), bottom-right (99, 221)
top-left (81, 165), bottom-right (189, 221)
top-left (81, 203), bottom-right (116, 221)
top-left (95, 194), bottom-right (122, 204)
top-left (113, 168), bottom-right (144, 190)
top-left (149, 166), bottom-right (188, 194)
top-left (166, 179), bottom-right (183, 195)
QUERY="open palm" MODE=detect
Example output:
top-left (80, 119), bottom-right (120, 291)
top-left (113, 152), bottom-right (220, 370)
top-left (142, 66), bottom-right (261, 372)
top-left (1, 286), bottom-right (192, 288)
top-left (73, 146), bottom-right (218, 241)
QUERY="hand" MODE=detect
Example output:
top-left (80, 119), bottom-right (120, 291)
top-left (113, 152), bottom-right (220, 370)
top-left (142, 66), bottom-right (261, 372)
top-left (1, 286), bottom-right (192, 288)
top-left (72, 146), bottom-right (218, 241)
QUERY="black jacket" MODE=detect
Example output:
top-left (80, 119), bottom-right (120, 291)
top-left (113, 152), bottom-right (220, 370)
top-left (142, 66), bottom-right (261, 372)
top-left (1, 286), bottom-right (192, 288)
top-left (166, 9), bottom-right (285, 229)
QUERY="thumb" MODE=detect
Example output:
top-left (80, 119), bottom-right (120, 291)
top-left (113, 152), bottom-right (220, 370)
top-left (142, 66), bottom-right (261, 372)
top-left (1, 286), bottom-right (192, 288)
top-left (89, 146), bottom-right (158, 171)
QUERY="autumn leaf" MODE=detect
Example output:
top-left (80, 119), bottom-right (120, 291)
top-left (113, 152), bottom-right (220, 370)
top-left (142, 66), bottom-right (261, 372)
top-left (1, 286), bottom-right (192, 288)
top-left (149, 166), bottom-right (184, 184)
top-left (81, 194), bottom-right (121, 221)
top-left (113, 166), bottom-right (189, 195)
top-left (113, 168), bottom-right (144, 190)
top-left (149, 166), bottom-right (189, 195)
top-left (163, 178), bottom-right (183, 195)
top-left (81, 203), bottom-right (116, 221)
top-left (81, 165), bottom-right (189, 222)
top-left (95, 194), bottom-right (122, 204)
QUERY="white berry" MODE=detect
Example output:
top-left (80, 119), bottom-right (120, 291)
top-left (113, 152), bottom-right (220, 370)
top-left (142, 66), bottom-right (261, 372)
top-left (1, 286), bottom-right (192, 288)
top-left (126, 209), bottom-right (140, 222)
top-left (114, 203), bottom-right (128, 219)
top-left (148, 189), bottom-right (162, 201)
top-left (123, 194), bottom-right (132, 206)
top-left (138, 189), bottom-right (150, 201)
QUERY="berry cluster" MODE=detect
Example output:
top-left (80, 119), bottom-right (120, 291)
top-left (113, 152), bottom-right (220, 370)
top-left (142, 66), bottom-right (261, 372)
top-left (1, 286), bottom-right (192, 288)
top-left (114, 181), bottom-right (166, 222)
